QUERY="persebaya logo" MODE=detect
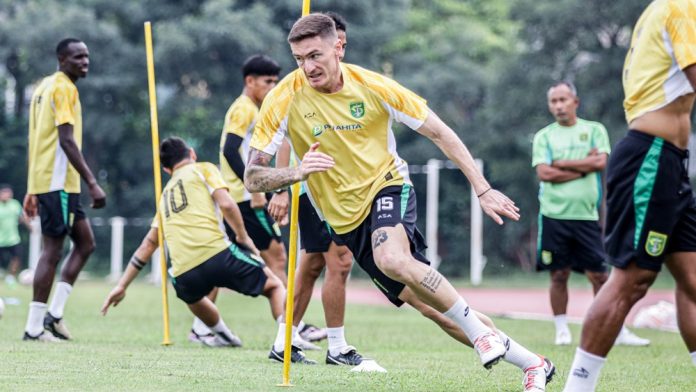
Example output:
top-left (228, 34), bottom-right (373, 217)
top-left (541, 250), bottom-right (553, 265)
top-left (645, 231), bottom-right (668, 257)
top-left (312, 125), bottom-right (324, 137)
top-left (579, 133), bottom-right (588, 141)
top-left (350, 102), bottom-right (365, 118)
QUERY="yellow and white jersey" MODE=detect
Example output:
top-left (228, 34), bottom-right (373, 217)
top-left (623, 0), bottom-right (696, 123)
top-left (250, 63), bottom-right (429, 234)
top-left (27, 71), bottom-right (83, 194)
top-left (219, 94), bottom-right (258, 203)
top-left (156, 162), bottom-right (231, 277)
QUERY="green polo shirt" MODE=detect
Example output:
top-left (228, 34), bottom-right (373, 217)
top-left (0, 199), bottom-right (22, 247)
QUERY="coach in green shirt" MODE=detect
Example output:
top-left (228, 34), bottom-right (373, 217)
top-left (532, 82), bottom-right (647, 347)
top-left (0, 184), bottom-right (28, 283)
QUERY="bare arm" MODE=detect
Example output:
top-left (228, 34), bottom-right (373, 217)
top-left (267, 140), bottom-right (293, 224)
top-left (101, 227), bottom-right (159, 315)
top-left (244, 142), bottom-right (334, 193)
top-left (415, 109), bottom-right (519, 224)
top-left (58, 124), bottom-right (106, 208)
top-left (553, 151), bottom-right (607, 173)
top-left (536, 164), bottom-right (584, 183)
top-left (212, 188), bottom-right (259, 254)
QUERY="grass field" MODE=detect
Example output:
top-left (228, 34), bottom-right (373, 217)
top-left (0, 281), bottom-right (692, 391)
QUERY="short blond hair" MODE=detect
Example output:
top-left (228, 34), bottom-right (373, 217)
top-left (287, 13), bottom-right (337, 43)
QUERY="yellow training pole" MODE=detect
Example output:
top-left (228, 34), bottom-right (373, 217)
top-left (144, 21), bottom-right (172, 346)
top-left (279, 1), bottom-right (311, 386)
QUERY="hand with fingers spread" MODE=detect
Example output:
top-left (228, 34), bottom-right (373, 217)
top-left (299, 142), bottom-right (334, 180)
top-left (478, 188), bottom-right (520, 225)
top-left (268, 191), bottom-right (290, 226)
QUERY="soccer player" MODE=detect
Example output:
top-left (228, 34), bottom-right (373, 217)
top-left (533, 82), bottom-right (648, 347)
top-left (102, 137), bottom-right (315, 364)
top-left (563, 1), bottom-right (696, 390)
top-left (0, 185), bottom-right (31, 284)
top-left (22, 38), bottom-right (106, 342)
top-left (267, 11), bottom-right (365, 364)
top-left (246, 14), bottom-right (553, 390)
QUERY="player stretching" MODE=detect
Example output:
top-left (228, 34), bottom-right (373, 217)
top-left (246, 14), bottom-right (553, 390)
top-left (23, 38), bottom-right (106, 342)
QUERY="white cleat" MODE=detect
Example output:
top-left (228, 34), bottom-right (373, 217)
top-left (23, 330), bottom-right (62, 342)
top-left (555, 329), bottom-right (572, 346)
top-left (473, 332), bottom-right (506, 369)
top-left (615, 328), bottom-right (650, 346)
top-left (203, 332), bottom-right (243, 348)
top-left (523, 356), bottom-right (556, 392)
top-left (293, 335), bottom-right (321, 351)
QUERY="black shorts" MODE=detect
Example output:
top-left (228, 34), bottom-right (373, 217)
top-left (171, 245), bottom-right (268, 304)
top-left (332, 184), bottom-right (428, 307)
top-left (299, 193), bottom-right (332, 253)
top-left (0, 244), bottom-right (22, 268)
top-left (225, 201), bottom-right (282, 251)
top-left (37, 191), bottom-right (86, 237)
top-left (605, 130), bottom-right (696, 272)
top-left (536, 215), bottom-right (607, 273)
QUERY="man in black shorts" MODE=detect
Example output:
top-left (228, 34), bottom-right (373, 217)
top-left (102, 137), bottom-right (314, 364)
top-left (22, 38), bottom-right (106, 341)
top-left (532, 82), bottom-right (648, 347)
top-left (564, 2), bottom-right (696, 390)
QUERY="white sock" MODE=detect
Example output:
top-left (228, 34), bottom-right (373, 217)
top-left (274, 323), bottom-right (296, 351)
top-left (496, 330), bottom-right (542, 370)
top-left (443, 298), bottom-right (491, 341)
top-left (690, 351), bottom-right (696, 366)
top-left (25, 302), bottom-right (48, 336)
top-left (298, 320), bottom-right (306, 331)
top-left (327, 326), bottom-right (348, 356)
top-left (563, 348), bottom-right (606, 392)
top-left (192, 317), bottom-right (212, 335)
top-left (554, 314), bottom-right (569, 332)
top-left (48, 281), bottom-right (72, 319)
top-left (210, 319), bottom-right (234, 341)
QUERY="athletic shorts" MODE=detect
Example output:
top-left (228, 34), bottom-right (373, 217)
top-left (225, 201), bottom-right (282, 251)
top-left (37, 191), bottom-right (85, 237)
top-left (171, 244), bottom-right (268, 304)
top-left (0, 244), bottom-right (22, 268)
top-left (298, 193), bottom-right (332, 253)
top-left (605, 130), bottom-right (696, 271)
top-left (536, 215), bottom-right (607, 273)
top-left (332, 184), bottom-right (429, 307)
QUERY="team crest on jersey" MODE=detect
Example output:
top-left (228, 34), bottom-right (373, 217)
top-left (579, 133), bottom-right (588, 141)
top-left (541, 250), bottom-right (552, 265)
top-left (349, 102), bottom-right (365, 118)
top-left (645, 231), bottom-right (667, 257)
top-left (312, 125), bottom-right (323, 137)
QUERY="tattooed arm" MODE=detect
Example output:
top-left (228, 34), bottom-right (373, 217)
top-left (244, 142), bottom-right (335, 193)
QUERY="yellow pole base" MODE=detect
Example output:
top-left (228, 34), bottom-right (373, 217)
top-left (161, 340), bottom-right (173, 346)
top-left (276, 383), bottom-right (294, 387)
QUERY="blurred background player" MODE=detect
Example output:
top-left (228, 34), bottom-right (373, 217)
top-left (102, 137), bottom-right (315, 364)
top-left (267, 11), bottom-right (361, 363)
top-left (564, 1), bottom-right (696, 390)
top-left (0, 184), bottom-right (31, 285)
top-left (23, 38), bottom-right (106, 342)
top-left (246, 14), bottom-right (554, 390)
top-left (533, 81), bottom-right (648, 347)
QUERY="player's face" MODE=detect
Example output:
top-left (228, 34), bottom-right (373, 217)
top-left (248, 75), bottom-right (278, 103)
top-left (0, 189), bottom-right (11, 202)
top-left (290, 34), bottom-right (342, 93)
top-left (337, 30), bottom-right (347, 61)
top-left (60, 42), bottom-right (90, 80)
top-left (547, 85), bottom-right (578, 125)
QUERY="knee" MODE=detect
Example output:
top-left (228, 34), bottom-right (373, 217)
top-left (587, 271), bottom-right (608, 286)
top-left (621, 275), bottom-right (653, 304)
top-left (374, 252), bottom-right (408, 281)
top-left (304, 254), bottom-right (325, 279)
top-left (550, 269), bottom-right (570, 285)
top-left (77, 237), bottom-right (96, 257)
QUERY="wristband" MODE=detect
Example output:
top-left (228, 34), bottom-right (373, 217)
top-left (130, 256), bottom-right (146, 271)
top-left (477, 187), bottom-right (492, 198)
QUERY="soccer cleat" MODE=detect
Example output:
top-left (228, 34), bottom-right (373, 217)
top-left (615, 328), bottom-right (650, 346)
top-left (299, 324), bottom-right (328, 342)
top-left (268, 345), bottom-right (317, 364)
top-left (554, 329), bottom-right (572, 345)
top-left (522, 356), bottom-right (555, 392)
top-left (473, 332), bottom-right (506, 369)
top-left (188, 329), bottom-right (215, 344)
top-left (23, 330), bottom-right (62, 342)
top-left (293, 335), bottom-right (321, 351)
top-left (43, 313), bottom-right (72, 340)
top-left (203, 331), bottom-right (243, 348)
top-left (326, 345), bottom-right (364, 366)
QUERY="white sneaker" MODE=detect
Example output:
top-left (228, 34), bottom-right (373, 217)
top-left (293, 335), bottom-right (321, 351)
top-left (473, 332), bottom-right (506, 369)
top-left (523, 356), bottom-right (556, 392)
top-left (615, 328), bottom-right (650, 346)
top-left (23, 330), bottom-right (62, 342)
top-left (203, 332), bottom-right (243, 348)
top-left (555, 329), bottom-right (572, 345)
